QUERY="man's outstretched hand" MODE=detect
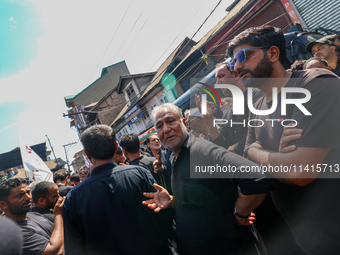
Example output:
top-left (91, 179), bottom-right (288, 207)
top-left (142, 183), bottom-right (173, 212)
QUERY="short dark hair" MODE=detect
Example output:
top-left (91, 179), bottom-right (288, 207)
top-left (53, 169), bottom-right (70, 183)
top-left (227, 26), bottom-right (286, 65)
top-left (144, 133), bottom-right (158, 145)
top-left (70, 173), bottom-right (81, 183)
top-left (0, 178), bottom-right (28, 202)
top-left (289, 60), bottom-right (306, 71)
top-left (31, 181), bottom-right (56, 203)
top-left (81, 125), bottom-right (116, 160)
top-left (119, 133), bottom-right (140, 154)
top-left (116, 146), bottom-right (123, 156)
top-left (79, 166), bottom-right (89, 176)
top-left (304, 57), bottom-right (329, 69)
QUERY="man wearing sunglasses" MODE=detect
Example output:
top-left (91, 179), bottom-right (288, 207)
top-left (227, 26), bottom-right (340, 254)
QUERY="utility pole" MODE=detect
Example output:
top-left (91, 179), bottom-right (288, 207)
top-left (62, 141), bottom-right (77, 172)
top-left (45, 135), bottom-right (56, 160)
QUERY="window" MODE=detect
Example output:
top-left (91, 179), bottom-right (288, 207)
top-left (142, 107), bottom-right (149, 119)
top-left (126, 86), bottom-right (135, 98)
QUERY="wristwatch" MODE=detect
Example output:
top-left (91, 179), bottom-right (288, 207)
top-left (233, 207), bottom-right (250, 219)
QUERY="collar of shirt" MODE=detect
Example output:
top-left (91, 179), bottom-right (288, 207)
top-left (169, 133), bottom-right (196, 165)
top-left (90, 162), bottom-right (117, 176)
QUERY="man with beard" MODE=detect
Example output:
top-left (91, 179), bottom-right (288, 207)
top-left (227, 26), bottom-right (340, 254)
top-left (31, 181), bottom-right (60, 223)
top-left (306, 37), bottom-right (340, 76)
top-left (143, 103), bottom-right (271, 255)
top-left (0, 178), bottom-right (65, 255)
top-left (145, 133), bottom-right (167, 163)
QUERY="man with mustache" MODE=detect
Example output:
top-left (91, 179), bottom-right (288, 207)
top-left (306, 37), bottom-right (340, 76)
top-left (31, 181), bottom-right (60, 223)
top-left (227, 25), bottom-right (340, 254)
top-left (143, 103), bottom-right (271, 255)
top-left (0, 178), bottom-right (65, 255)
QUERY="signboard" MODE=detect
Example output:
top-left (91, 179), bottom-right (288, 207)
top-left (281, 0), bottom-right (304, 25)
top-left (138, 127), bottom-right (156, 143)
top-left (124, 105), bottom-right (143, 126)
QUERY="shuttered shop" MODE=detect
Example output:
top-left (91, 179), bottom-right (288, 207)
top-left (292, 0), bottom-right (340, 30)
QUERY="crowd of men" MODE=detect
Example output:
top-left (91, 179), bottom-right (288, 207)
top-left (0, 26), bottom-right (340, 255)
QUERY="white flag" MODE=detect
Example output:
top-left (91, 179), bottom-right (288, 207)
top-left (18, 134), bottom-right (54, 183)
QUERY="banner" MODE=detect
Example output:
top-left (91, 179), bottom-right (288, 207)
top-left (18, 133), bottom-right (54, 183)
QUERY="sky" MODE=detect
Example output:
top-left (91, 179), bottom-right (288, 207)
top-left (0, 0), bottom-right (231, 167)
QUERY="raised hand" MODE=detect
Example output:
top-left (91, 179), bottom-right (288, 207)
top-left (153, 155), bottom-right (164, 173)
top-left (142, 184), bottom-right (173, 212)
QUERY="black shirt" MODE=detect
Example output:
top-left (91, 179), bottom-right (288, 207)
top-left (63, 162), bottom-right (173, 255)
top-left (130, 155), bottom-right (171, 191)
top-left (17, 212), bottom-right (54, 255)
top-left (332, 55), bottom-right (340, 76)
top-left (214, 88), bottom-right (263, 155)
top-left (170, 133), bottom-right (271, 254)
top-left (57, 184), bottom-right (72, 196)
top-left (30, 207), bottom-right (54, 223)
top-left (246, 69), bottom-right (340, 254)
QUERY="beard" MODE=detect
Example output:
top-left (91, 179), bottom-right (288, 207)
top-left (7, 200), bottom-right (31, 216)
top-left (163, 124), bottom-right (188, 150)
top-left (239, 53), bottom-right (274, 88)
top-left (45, 199), bottom-right (57, 210)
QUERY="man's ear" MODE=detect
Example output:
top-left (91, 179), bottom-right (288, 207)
top-left (123, 149), bottom-right (129, 159)
top-left (267, 46), bottom-right (280, 63)
top-left (331, 45), bottom-right (336, 53)
top-left (37, 197), bottom-right (46, 207)
top-left (0, 201), bottom-right (8, 211)
top-left (182, 118), bottom-right (188, 128)
top-left (84, 150), bottom-right (92, 161)
top-left (115, 141), bottom-right (118, 153)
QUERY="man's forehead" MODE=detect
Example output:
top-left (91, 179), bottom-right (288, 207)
top-left (155, 107), bottom-right (179, 121)
top-left (312, 43), bottom-right (326, 50)
top-left (232, 43), bottom-right (253, 56)
top-left (10, 184), bottom-right (29, 195)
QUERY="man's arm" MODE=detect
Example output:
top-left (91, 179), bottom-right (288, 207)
top-left (247, 146), bottom-right (329, 186)
top-left (234, 193), bottom-right (266, 225)
top-left (41, 196), bottom-right (65, 255)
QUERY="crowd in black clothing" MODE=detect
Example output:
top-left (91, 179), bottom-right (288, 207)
top-left (1, 27), bottom-right (340, 255)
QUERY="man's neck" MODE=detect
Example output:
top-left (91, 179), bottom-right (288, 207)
top-left (127, 151), bottom-right (142, 162)
top-left (259, 67), bottom-right (292, 103)
top-left (151, 148), bottom-right (160, 158)
top-left (56, 181), bottom-right (66, 186)
top-left (326, 54), bottom-right (338, 69)
top-left (6, 213), bottom-right (27, 222)
top-left (90, 157), bottom-right (115, 169)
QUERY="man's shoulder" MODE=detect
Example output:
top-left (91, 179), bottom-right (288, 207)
top-left (139, 155), bottom-right (156, 164)
top-left (290, 69), bottom-right (339, 87)
top-left (18, 212), bottom-right (53, 233)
